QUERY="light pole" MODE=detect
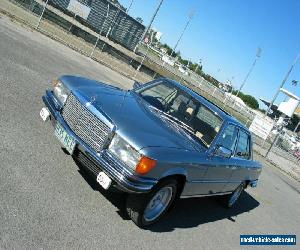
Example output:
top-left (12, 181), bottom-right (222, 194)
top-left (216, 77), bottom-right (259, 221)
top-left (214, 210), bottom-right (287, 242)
top-left (294, 120), bottom-right (300, 133)
top-left (133, 0), bottom-right (165, 52)
top-left (265, 52), bottom-right (300, 116)
top-left (223, 77), bottom-right (234, 108)
top-left (170, 11), bottom-right (195, 58)
top-left (235, 47), bottom-right (261, 98)
top-left (127, 0), bottom-right (134, 13)
top-left (195, 59), bottom-right (202, 73)
top-left (134, 32), bottom-right (156, 78)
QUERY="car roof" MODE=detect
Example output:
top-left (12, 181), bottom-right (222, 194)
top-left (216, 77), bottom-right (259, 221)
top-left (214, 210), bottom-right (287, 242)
top-left (162, 78), bottom-right (248, 130)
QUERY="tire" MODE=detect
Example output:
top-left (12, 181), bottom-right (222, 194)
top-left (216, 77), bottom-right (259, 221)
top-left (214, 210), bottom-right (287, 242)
top-left (126, 179), bottom-right (178, 228)
top-left (222, 182), bottom-right (245, 208)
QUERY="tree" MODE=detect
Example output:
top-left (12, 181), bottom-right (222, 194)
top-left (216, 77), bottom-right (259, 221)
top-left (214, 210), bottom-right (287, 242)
top-left (160, 43), bottom-right (172, 55)
top-left (242, 95), bottom-right (259, 109)
top-left (136, 17), bottom-right (143, 23)
top-left (232, 91), bottom-right (259, 109)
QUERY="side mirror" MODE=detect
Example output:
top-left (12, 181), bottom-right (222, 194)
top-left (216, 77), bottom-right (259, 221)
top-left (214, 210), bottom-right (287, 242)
top-left (133, 81), bottom-right (141, 89)
top-left (214, 145), bottom-right (232, 158)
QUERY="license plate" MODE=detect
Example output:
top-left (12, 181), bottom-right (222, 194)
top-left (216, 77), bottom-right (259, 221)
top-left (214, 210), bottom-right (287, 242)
top-left (40, 107), bottom-right (50, 122)
top-left (54, 122), bottom-right (76, 154)
top-left (96, 172), bottom-right (112, 190)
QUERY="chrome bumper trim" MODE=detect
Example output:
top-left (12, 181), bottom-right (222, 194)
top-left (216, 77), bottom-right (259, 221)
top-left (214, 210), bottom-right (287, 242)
top-left (42, 92), bottom-right (157, 193)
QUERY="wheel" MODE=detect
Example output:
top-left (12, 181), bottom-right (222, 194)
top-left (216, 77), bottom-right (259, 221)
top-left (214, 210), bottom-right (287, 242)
top-left (222, 182), bottom-right (245, 208)
top-left (126, 179), bottom-right (178, 228)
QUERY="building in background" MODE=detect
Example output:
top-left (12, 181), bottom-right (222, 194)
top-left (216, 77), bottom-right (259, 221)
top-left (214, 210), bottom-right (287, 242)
top-left (49, 0), bottom-right (145, 50)
top-left (219, 81), bottom-right (232, 92)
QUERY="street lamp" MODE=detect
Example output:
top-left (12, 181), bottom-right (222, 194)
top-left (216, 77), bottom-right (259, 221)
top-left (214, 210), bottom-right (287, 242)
top-left (127, 0), bottom-right (134, 13)
top-left (235, 47), bottom-right (262, 98)
top-left (265, 52), bottom-right (300, 116)
top-left (134, 0), bottom-right (165, 52)
top-left (170, 11), bottom-right (195, 58)
top-left (195, 59), bottom-right (202, 73)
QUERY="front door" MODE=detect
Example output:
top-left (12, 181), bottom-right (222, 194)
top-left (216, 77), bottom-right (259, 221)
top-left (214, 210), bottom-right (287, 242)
top-left (203, 124), bottom-right (239, 194)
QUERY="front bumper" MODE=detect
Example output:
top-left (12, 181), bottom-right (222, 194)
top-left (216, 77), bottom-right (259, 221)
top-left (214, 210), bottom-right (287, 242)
top-left (249, 179), bottom-right (258, 188)
top-left (42, 90), bottom-right (157, 193)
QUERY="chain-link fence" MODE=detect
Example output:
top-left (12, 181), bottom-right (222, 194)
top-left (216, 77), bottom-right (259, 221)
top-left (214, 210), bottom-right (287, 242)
top-left (252, 132), bottom-right (299, 180)
top-left (274, 133), bottom-right (300, 163)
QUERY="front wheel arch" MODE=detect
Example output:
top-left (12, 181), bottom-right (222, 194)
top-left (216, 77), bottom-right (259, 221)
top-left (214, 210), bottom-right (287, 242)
top-left (156, 174), bottom-right (186, 198)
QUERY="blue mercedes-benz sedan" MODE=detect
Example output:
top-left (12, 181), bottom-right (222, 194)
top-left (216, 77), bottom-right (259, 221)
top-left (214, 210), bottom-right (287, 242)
top-left (40, 76), bottom-right (261, 227)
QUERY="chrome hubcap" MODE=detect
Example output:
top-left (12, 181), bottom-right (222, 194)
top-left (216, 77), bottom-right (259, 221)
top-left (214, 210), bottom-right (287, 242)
top-left (143, 186), bottom-right (173, 222)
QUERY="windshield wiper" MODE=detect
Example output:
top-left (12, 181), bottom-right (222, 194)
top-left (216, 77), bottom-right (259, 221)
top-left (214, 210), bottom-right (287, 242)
top-left (160, 111), bottom-right (194, 133)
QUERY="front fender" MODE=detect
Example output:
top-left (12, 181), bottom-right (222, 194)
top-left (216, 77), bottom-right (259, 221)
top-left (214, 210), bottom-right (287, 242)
top-left (160, 167), bottom-right (188, 179)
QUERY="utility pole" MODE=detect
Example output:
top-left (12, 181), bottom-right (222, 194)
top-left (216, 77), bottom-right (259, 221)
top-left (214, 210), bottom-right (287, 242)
top-left (170, 11), bottom-right (195, 58)
top-left (235, 47), bottom-right (261, 99)
top-left (133, 0), bottom-right (165, 52)
top-left (265, 52), bottom-right (300, 116)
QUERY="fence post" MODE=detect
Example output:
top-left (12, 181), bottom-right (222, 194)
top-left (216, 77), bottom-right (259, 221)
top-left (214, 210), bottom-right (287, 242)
top-left (245, 119), bottom-right (249, 127)
top-left (90, 4), bottom-right (110, 57)
top-left (105, 8), bottom-right (120, 39)
top-left (36, 0), bottom-right (49, 29)
top-left (212, 86), bottom-right (217, 96)
top-left (265, 133), bottom-right (280, 158)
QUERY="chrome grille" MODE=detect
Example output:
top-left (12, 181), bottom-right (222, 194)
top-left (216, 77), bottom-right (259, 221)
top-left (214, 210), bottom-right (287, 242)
top-left (62, 94), bottom-right (111, 152)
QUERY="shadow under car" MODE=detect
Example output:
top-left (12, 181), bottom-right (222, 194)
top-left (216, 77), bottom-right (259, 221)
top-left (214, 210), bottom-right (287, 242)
top-left (72, 156), bottom-right (260, 231)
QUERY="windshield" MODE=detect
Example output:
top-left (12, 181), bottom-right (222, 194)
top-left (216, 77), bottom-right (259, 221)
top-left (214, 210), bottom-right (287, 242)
top-left (135, 80), bottom-right (223, 147)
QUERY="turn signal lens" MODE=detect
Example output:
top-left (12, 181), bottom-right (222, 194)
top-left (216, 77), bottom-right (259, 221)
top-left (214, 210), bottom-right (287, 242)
top-left (135, 156), bottom-right (157, 175)
top-left (52, 78), bottom-right (60, 87)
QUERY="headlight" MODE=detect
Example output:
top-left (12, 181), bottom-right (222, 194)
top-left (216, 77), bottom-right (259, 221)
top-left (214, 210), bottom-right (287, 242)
top-left (108, 134), bottom-right (156, 175)
top-left (108, 134), bottom-right (141, 170)
top-left (52, 79), bottom-right (70, 105)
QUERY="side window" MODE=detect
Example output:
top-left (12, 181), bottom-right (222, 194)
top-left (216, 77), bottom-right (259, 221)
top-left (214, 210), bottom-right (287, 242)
top-left (217, 125), bottom-right (238, 152)
top-left (168, 94), bottom-right (197, 123)
top-left (235, 130), bottom-right (251, 159)
top-left (169, 94), bottom-right (189, 112)
top-left (140, 82), bottom-right (176, 101)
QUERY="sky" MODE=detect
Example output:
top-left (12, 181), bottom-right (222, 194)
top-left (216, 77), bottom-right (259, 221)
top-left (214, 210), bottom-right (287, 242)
top-left (118, 0), bottom-right (300, 108)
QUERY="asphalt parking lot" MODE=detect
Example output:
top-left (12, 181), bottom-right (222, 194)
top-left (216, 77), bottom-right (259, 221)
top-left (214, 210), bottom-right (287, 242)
top-left (0, 15), bottom-right (299, 249)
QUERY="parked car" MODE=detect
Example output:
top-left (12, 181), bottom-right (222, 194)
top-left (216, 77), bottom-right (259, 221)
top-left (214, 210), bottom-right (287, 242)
top-left (290, 136), bottom-right (300, 151)
top-left (40, 76), bottom-right (262, 227)
top-left (293, 149), bottom-right (300, 160)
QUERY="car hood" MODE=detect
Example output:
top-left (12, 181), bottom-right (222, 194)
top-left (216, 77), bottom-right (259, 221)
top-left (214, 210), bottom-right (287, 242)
top-left (61, 76), bottom-right (205, 152)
